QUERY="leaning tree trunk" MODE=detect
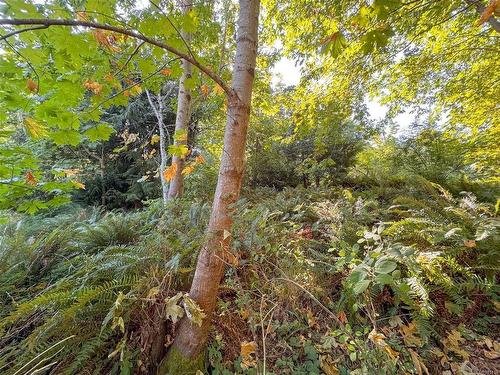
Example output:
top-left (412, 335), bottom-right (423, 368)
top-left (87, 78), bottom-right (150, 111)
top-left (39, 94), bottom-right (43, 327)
top-left (167, 0), bottom-right (194, 199)
top-left (158, 0), bottom-right (260, 373)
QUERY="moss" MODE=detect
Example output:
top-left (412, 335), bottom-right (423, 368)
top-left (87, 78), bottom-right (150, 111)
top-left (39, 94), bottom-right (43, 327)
top-left (156, 346), bottom-right (205, 375)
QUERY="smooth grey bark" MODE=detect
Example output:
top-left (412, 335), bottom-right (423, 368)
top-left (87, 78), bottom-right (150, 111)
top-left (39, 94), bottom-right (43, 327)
top-left (167, 0), bottom-right (194, 199)
top-left (146, 89), bottom-right (169, 205)
top-left (159, 1), bottom-right (260, 372)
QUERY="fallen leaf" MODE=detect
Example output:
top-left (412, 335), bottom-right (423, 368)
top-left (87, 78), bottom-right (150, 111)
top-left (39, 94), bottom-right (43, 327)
top-left (338, 311), bottom-right (347, 324)
top-left (183, 295), bottom-right (206, 327)
top-left (320, 354), bottom-right (339, 375)
top-left (240, 341), bottom-right (257, 369)
top-left (164, 292), bottom-right (184, 323)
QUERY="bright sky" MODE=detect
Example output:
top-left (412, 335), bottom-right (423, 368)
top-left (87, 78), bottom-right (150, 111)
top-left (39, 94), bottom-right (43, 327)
top-left (271, 56), bottom-right (414, 136)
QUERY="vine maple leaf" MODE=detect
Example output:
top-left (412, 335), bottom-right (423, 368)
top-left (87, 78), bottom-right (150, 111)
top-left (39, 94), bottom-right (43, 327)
top-left (26, 78), bottom-right (38, 93)
top-left (163, 162), bottom-right (178, 181)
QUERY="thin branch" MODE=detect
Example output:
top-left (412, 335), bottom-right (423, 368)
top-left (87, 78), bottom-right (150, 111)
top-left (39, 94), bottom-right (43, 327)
top-left (113, 41), bottom-right (145, 77)
top-left (148, 0), bottom-right (195, 60)
top-left (0, 18), bottom-right (234, 97)
top-left (0, 24), bottom-right (48, 39)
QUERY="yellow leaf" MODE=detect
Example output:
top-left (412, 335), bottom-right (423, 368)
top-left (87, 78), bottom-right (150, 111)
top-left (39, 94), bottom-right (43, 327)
top-left (181, 165), bottom-right (194, 176)
top-left (26, 78), bottom-right (38, 93)
top-left (400, 322), bottom-right (422, 347)
top-left (240, 341), bottom-right (257, 369)
top-left (369, 329), bottom-right (399, 360)
top-left (24, 117), bottom-right (47, 139)
top-left (442, 329), bottom-right (469, 360)
top-left (200, 84), bottom-right (210, 97)
top-left (150, 134), bottom-right (160, 145)
top-left (72, 181), bottom-right (86, 190)
top-left (213, 84), bottom-right (224, 95)
top-left (163, 162), bottom-right (178, 182)
top-left (409, 349), bottom-right (429, 375)
top-left (131, 85), bottom-right (142, 95)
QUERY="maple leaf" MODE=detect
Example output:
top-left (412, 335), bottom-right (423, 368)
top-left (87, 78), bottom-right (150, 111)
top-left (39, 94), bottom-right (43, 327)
top-left (200, 84), bottom-right (210, 97)
top-left (160, 68), bottom-right (173, 76)
top-left (240, 341), bottom-right (257, 369)
top-left (84, 79), bottom-right (103, 95)
top-left (182, 165), bottom-right (194, 176)
top-left (26, 78), bottom-right (38, 93)
top-left (24, 117), bottom-right (47, 139)
top-left (164, 293), bottom-right (184, 323)
top-left (25, 171), bottom-right (37, 186)
top-left (163, 162), bottom-right (178, 182)
top-left (400, 321), bottom-right (422, 347)
top-left (92, 30), bottom-right (121, 52)
top-left (183, 295), bottom-right (206, 327)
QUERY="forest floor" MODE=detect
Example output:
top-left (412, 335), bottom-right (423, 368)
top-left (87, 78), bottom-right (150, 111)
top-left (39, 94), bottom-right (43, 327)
top-left (0, 179), bottom-right (499, 374)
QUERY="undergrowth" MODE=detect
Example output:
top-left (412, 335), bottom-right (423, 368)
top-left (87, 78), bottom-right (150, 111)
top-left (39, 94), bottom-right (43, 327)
top-left (0, 179), bottom-right (498, 374)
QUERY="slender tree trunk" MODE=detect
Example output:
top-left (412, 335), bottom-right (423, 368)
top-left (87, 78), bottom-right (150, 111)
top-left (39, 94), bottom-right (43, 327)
top-left (158, 0), bottom-right (260, 373)
top-left (167, 0), bottom-right (193, 199)
top-left (146, 89), bottom-right (169, 205)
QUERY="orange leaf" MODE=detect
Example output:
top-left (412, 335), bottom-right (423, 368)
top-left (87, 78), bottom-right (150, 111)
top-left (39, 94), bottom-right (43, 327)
top-left (195, 155), bottom-right (205, 164)
top-left (160, 68), bottom-right (173, 76)
top-left (84, 79), bottom-right (103, 95)
top-left (182, 165), bottom-right (194, 176)
top-left (163, 162), bottom-right (178, 182)
top-left (200, 84), bottom-right (210, 97)
top-left (27, 78), bottom-right (38, 93)
top-left (337, 311), bottom-right (347, 324)
top-left (25, 171), bottom-right (37, 186)
top-left (76, 11), bottom-right (89, 21)
top-left (464, 239), bottom-right (476, 248)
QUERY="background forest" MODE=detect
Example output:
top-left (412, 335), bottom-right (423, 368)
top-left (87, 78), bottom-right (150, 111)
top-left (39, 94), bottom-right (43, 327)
top-left (0, 0), bottom-right (499, 374)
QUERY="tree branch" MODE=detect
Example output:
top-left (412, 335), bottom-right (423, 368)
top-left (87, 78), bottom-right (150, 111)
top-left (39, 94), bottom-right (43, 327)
top-left (0, 18), bottom-right (235, 97)
top-left (465, 0), bottom-right (500, 33)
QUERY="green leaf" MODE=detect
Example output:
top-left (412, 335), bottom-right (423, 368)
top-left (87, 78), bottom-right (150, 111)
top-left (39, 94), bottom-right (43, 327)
top-left (353, 280), bottom-right (370, 295)
top-left (50, 129), bottom-right (82, 146)
top-left (168, 144), bottom-right (189, 157)
top-left (374, 258), bottom-right (397, 274)
top-left (84, 123), bottom-right (115, 142)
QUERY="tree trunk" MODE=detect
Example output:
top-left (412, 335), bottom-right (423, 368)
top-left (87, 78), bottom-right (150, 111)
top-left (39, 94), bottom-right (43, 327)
top-left (158, 0), bottom-right (260, 373)
top-left (167, 0), bottom-right (194, 200)
top-left (146, 89), bottom-right (169, 205)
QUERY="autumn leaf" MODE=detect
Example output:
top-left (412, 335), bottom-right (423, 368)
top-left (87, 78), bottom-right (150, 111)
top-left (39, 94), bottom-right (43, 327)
top-left (464, 239), bottom-right (476, 248)
top-left (26, 78), bottom-right (38, 93)
top-left (25, 171), bottom-right (37, 186)
top-left (75, 11), bottom-right (89, 21)
top-left (200, 84), bottom-right (210, 97)
top-left (320, 355), bottom-right (339, 375)
top-left (123, 90), bottom-right (131, 97)
top-left (131, 85), bottom-right (142, 96)
top-left (337, 310), bottom-right (347, 324)
top-left (442, 329), bottom-right (469, 359)
top-left (163, 162), bottom-right (178, 182)
top-left (160, 68), bottom-right (173, 76)
top-left (213, 84), bottom-right (224, 95)
top-left (150, 134), bottom-right (160, 145)
top-left (71, 181), bottom-right (86, 190)
top-left (183, 295), bottom-right (206, 327)
top-left (240, 341), bottom-right (257, 369)
top-left (164, 293), bottom-right (184, 323)
top-left (24, 117), bottom-right (47, 139)
top-left (84, 79), bottom-right (103, 95)
top-left (195, 155), bottom-right (205, 164)
top-left (369, 328), bottom-right (399, 360)
top-left (400, 321), bottom-right (422, 347)
top-left (182, 165), bottom-right (194, 176)
top-left (92, 29), bottom-right (120, 52)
